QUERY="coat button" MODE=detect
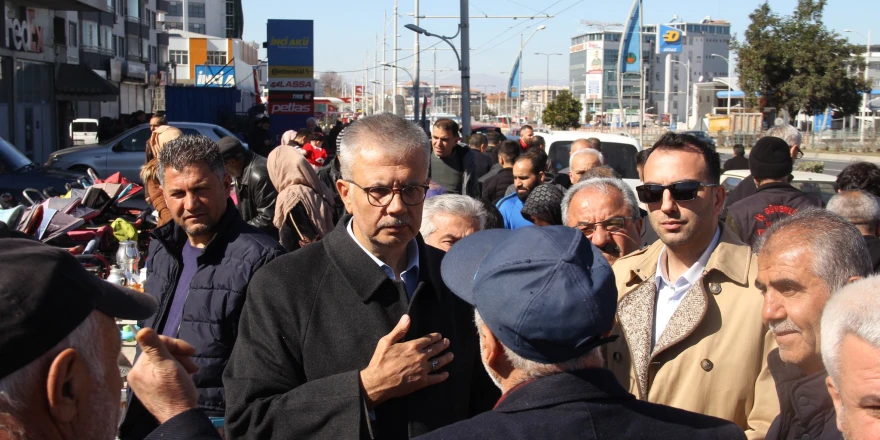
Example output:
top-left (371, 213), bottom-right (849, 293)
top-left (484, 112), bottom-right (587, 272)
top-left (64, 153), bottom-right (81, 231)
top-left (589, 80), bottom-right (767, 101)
top-left (613, 352), bottom-right (622, 362)
top-left (708, 283), bottom-right (722, 294)
top-left (799, 396), bottom-right (809, 406)
top-left (701, 359), bottom-right (714, 371)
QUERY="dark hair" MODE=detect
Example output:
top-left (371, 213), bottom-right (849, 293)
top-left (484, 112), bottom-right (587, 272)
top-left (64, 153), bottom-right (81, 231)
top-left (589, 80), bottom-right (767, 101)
top-left (434, 118), bottom-right (460, 137)
top-left (158, 135), bottom-right (226, 185)
top-left (468, 133), bottom-right (487, 149)
top-left (529, 135), bottom-right (545, 148)
top-left (515, 149), bottom-right (548, 175)
top-left (307, 132), bottom-right (324, 142)
top-left (635, 148), bottom-right (652, 167)
top-left (481, 199), bottom-right (505, 229)
top-left (486, 131), bottom-right (502, 145)
top-left (649, 133), bottom-right (721, 183)
top-left (837, 162), bottom-right (880, 198)
top-left (733, 144), bottom-right (746, 156)
top-left (586, 137), bottom-right (602, 151)
top-left (520, 124), bottom-right (534, 132)
top-left (498, 140), bottom-right (521, 162)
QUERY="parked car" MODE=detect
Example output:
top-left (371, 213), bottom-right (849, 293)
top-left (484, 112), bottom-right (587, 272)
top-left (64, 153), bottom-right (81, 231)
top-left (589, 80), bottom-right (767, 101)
top-left (0, 136), bottom-right (86, 204)
top-left (70, 118), bottom-right (100, 146)
top-left (46, 122), bottom-right (242, 184)
top-left (720, 169), bottom-right (837, 205)
top-left (681, 131), bottom-right (717, 150)
top-left (544, 131), bottom-right (643, 179)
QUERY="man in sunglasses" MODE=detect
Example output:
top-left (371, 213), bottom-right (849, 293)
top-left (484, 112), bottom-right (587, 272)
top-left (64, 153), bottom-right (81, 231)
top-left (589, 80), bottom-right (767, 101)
top-left (562, 177), bottom-right (643, 265)
top-left (606, 132), bottom-right (778, 439)
top-left (224, 113), bottom-right (499, 439)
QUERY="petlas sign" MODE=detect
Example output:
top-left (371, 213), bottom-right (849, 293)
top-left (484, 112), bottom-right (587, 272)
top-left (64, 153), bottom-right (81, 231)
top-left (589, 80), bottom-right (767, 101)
top-left (269, 101), bottom-right (312, 115)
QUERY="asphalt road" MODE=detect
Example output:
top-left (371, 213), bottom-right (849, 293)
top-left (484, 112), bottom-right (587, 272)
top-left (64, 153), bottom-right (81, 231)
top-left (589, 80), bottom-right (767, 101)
top-left (718, 153), bottom-right (854, 177)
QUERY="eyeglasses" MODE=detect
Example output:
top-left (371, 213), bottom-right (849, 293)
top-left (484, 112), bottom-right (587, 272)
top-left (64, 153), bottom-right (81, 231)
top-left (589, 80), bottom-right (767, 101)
top-left (795, 147), bottom-right (804, 160)
top-left (635, 181), bottom-right (720, 204)
top-left (346, 180), bottom-right (429, 207)
top-left (575, 217), bottom-right (635, 236)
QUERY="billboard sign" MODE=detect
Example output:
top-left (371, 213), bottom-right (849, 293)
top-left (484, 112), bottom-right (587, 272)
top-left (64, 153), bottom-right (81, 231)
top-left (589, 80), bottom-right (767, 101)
top-left (267, 19), bottom-right (314, 134)
top-left (586, 73), bottom-right (603, 100)
top-left (267, 78), bottom-right (315, 91)
top-left (658, 24), bottom-right (683, 53)
top-left (587, 48), bottom-right (603, 74)
top-left (195, 65), bottom-right (236, 87)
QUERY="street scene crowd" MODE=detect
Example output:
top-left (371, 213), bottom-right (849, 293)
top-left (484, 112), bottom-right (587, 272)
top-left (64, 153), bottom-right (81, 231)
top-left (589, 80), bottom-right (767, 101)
top-left (4, 112), bottom-right (880, 440)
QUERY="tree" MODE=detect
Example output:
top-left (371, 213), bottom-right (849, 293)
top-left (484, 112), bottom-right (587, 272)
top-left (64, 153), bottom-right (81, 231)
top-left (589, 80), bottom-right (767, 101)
top-left (731, 0), bottom-right (870, 117)
top-left (542, 90), bottom-right (582, 130)
top-left (320, 71), bottom-right (344, 97)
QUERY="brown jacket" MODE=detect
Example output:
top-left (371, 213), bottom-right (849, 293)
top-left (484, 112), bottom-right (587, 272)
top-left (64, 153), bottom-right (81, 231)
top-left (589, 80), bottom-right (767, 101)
top-left (607, 224), bottom-right (778, 440)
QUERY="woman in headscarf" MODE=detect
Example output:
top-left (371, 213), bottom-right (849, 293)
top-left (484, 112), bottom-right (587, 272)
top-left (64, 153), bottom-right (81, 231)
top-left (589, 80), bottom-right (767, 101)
top-left (520, 183), bottom-right (564, 226)
top-left (267, 145), bottom-right (336, 252)
top-left (306, 117), bottom-right (323, 134)
top-left (279, 129), bottom-right (298, 147)
top-left (140, 125), bottom-right (183, 227)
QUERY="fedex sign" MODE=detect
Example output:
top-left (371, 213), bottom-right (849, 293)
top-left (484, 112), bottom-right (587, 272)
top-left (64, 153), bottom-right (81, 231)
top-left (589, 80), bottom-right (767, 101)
top-left (268, 79), bottom-right (315, 91)
top-left (269, 101), bottom-right (312, 115)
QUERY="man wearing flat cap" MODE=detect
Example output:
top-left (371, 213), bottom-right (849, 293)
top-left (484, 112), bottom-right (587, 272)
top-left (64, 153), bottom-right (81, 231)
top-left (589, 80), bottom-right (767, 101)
top-left (416, 226), bottom-right (745, 439)
top-left (725, 136), bottom-right (821, 248)
top-left (0, 239), bottom-right (221, 439)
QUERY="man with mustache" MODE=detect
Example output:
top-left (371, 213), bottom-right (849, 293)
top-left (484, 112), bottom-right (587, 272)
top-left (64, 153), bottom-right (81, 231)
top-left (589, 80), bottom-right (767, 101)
top-left (562, 177), bottom-right (643, 266)
top-left (606, 132), bottom-right (778, 439)
top-left (496, 149), bottom-right (546, 230)
top-left (224, 113), bottom-right (499, 439)
top-left (755, 209), bottom-right (871, 440)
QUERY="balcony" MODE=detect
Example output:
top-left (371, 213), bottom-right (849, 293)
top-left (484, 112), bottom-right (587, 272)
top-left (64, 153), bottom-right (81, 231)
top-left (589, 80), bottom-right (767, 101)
top-left (124, 16), bottom-right (149, 35)
top-left (156, 0), bottom-right (169, 12)
top-left (156, 31), bottom-right (169, 46)
top-left (82, 44), bottom-right (114, 57)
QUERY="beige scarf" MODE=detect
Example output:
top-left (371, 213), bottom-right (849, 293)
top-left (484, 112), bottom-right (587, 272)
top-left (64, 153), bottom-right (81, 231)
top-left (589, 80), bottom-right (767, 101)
top-left (267, 146), bottom-right (336, 235)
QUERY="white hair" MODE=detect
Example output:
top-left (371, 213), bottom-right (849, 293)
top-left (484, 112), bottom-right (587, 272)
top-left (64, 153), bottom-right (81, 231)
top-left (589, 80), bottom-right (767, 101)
top-left (570, 148), bottom-right (604, 166)
top-left (765, 125), bottom-right (802, 148)
top-left (826, 190), bottom-right (880, 227)
top-left (561, 177), bottom-right (640, 224)
top-left (420, 194), bottom-right (488, 240)
top-left (338, 113), bottom-right (430, 180)
top-left (821, 275), bottom-right (880, 383)
top-left (474, 310), bottom-right (603, 386)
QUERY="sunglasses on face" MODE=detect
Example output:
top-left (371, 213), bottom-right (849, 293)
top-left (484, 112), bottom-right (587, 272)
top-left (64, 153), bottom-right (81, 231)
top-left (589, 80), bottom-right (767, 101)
top-left (635, 181), bottom-right (720, 204)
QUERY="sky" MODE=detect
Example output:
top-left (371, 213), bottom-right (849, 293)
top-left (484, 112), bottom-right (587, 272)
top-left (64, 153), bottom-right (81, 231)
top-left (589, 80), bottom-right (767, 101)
top-left (241, 0), bottom-right (878, 91)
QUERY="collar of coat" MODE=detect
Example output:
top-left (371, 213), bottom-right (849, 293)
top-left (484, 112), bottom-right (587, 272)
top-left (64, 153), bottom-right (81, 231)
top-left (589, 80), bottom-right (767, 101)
top-left (323, 214), bottom-right (445, 304)
top-left (766, 348), bottom-right (838, 433)
top-left (237, 151), bottom-right (259, 187)
top-left (151, 199), bottom-right (242, 261)
top-left (493, 369), bottom-right (634, 413)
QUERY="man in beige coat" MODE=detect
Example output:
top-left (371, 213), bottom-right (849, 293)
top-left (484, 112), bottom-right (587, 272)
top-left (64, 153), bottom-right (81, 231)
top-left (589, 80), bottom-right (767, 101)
top-left (608, 132), bottom-right (778, 440)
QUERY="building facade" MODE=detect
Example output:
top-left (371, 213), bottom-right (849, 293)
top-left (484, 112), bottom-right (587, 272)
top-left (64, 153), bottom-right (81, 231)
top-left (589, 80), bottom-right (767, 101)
top-left (157, 0), bottom-right (241, 38)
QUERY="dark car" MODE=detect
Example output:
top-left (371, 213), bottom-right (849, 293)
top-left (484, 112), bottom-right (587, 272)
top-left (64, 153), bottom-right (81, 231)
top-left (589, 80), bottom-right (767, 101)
top-left (682, 131), bottom-right (717, 150)
top-left (0, 136), bottom-right (86, 204)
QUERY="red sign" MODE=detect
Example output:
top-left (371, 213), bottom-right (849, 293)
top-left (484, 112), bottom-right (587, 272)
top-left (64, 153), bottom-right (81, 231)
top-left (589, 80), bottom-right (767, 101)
top-left (269, 91), bottom-right (314, 101)
top-left (355, 86), bottom-right (364, 96)
top-left (268, 79), bottom-right (315, 91)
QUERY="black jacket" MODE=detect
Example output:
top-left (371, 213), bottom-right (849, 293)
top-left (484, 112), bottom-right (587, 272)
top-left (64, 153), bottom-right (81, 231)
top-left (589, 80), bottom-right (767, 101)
top-left (247, 127), bottom-right (272, 157)
top-left (472, 150), bottom-right (493, 179)
top-left (235, 151), bottom-right (278, 238)
top-left (765, 349), bottom-right (842, 440)
top-left (865, 235), bottom-right (880, 272)
top-left (725, 182), bottom-right (822, 248)
top-left (120, 202), bottom-right (284, 439)
top-left (429, 144), bottom-right (481, 198)
top-left (481, 168), bottom-right (515, 206)
top-left (723, 155), bottom-right (750, 172)
top-left (415, 369), bottom-right (746, 440)
top-left (223, 216), bottom-right (499, 439)
top-left (145, 409), bottom-right (222, 440)
top-left (317, 157), bottom-right (345, 223)
top-left (721, 175), bottom-right (757, 220)
top-left (552, 168), bottom-right (573, 189)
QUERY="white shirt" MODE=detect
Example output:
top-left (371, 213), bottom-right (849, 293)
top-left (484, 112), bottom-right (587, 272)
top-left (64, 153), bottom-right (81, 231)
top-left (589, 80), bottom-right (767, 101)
top-left (346, 219), bottom-right (420, 298)
top-left (653, 227), bottom-right (721, 346)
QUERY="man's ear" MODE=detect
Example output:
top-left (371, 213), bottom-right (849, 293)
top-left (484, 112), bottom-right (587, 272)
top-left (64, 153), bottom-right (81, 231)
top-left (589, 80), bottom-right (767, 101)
top-left (480, 323), bottom-right (501, 366)
top-left (337, 179), bottom-right (354, 215)
top-left (826, 375), bottom-right (845, 433)
top-left (46, 348), bottom-right (88, 424)
top-left (223, 173), bottom-right (232, 193)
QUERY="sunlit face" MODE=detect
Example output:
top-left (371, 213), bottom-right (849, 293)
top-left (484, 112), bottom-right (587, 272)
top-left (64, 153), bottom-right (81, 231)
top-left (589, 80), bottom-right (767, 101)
top-left (431, 127), bottom-right (459, 158)
top-left (149, 117), bottom-right (162, 132)
top-left (520, 128), bottom-right (534, 144)
top-left (338, 147), bottom-right (428, 252)
top-left (513, 160), bottom-right (543, 201)
top-left (424, 213), bottom-right (479, 252)
top-left (569, 153), bottom-right (602, 184)
top-left (757, 240), bottom-right (830, 374)
top-left (642, 149), bottom-right (724, 250)
top-left (829, 334), bottom-right (880, 440)
top-left (566, 187), bottom-right (641, 265)
top-left (162, 163), bottom-right (231, 239)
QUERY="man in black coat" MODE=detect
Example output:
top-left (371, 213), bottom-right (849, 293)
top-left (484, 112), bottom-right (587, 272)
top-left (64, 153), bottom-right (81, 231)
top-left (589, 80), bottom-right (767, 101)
top-left (468, 133), bottom-right (494, 179)
top-left (430, 118), bottom-right (482, 198)
top-left (416, 226), bottom-right (745, 440)
top-left (246, 116), bottom-right (274, 157)
top-left (723, 144), bottom-right (750, 172)
top-left (223, 113), bottom-right (498, 439)
top-left (480, 140), bottom-right (520, 206)
top-left (218, 136), bottom-right (279, 238)
top-left (120, 135), bottom-right (284, 439)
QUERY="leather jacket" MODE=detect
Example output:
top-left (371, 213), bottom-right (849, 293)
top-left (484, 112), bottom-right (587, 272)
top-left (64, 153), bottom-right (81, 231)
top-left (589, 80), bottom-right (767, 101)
top-left (235, 151), bottom-right (278, 238)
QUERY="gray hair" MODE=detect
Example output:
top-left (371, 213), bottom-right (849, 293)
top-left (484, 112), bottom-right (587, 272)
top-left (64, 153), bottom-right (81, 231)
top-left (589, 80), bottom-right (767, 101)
top-left (821, 275), bottom-right (880, 382)
top-left (474, 311), bottom-right (602, 383)
top-left (0, 313), bottom-right (102, 420)
top-left (158, 135), bottom-right (226, 186)
top-left (570, 148), bottom-right (605, 166)
top-left (338, 113), bottom-right (430, 180)
top-left (562, 177), bottom-right (640, 224)
top-left (420, 194), bottom-right (488, 240)
top-left (826, 190), bottom-right (880, 227)
top-left (765, 124), bottom-right (802, 148)
top-left (756, 208), bottom-right (873, 293)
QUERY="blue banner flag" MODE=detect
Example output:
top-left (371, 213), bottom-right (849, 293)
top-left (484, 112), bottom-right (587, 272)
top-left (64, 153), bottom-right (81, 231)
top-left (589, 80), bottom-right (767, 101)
top-left (658, 24), bottom-right (683, 53)
top-left (619, 0), bottom-right (641, 74)
top-left (508, 55), bottom-right (521, 99)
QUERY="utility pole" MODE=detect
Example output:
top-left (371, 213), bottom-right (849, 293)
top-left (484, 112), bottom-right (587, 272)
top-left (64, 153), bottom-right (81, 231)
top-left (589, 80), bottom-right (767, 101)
top-left (460, 0), bottom-right (471, 138)
top-left (373, 36), bottom-right (379, 115)
top-left (382, 10), bottom-right (387, 112)
top-left (433, 49), bottom-right (437, 119)
top-left (392, 0), bottom-right (398, 116)
top-left (413, 0), bottom-right (420, 123)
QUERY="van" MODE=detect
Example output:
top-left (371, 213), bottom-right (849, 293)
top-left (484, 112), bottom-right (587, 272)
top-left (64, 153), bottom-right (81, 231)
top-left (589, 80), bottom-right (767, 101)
top-left (70, 119), bottom-right (99, 146)
top-left (543, 131), bottom-right (643, 179)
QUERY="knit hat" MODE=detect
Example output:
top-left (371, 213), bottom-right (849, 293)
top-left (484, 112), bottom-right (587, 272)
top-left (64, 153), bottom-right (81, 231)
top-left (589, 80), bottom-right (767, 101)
top-left (521, 184), bottom-right (565, 225)
top-left (749, 136), bottom-right (793, 179)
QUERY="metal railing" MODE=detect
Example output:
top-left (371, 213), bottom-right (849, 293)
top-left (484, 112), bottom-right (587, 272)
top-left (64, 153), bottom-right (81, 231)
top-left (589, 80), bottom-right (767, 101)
top-left (81, 45), bottom-right (115, 57)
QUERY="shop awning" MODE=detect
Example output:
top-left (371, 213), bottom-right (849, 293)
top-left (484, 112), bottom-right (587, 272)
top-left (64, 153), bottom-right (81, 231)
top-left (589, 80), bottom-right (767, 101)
top-left (55, 64), bottom-right (119, 102)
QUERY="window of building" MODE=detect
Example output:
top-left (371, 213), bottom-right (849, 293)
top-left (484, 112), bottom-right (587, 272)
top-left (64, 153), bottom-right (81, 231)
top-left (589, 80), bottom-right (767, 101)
top-left (82, 21), bottom-right (98, 47)
top-left (167, 1), bottom-right (182, 16)
top-left (189, 23), bottom-right (205, 34)
top-left (127, 35), bottom-right (140, 56)
top-left (117, 36), bottom-right (125, 57)
top-left (100, 25), bottom-right (113, 50)
top-left (142, 39), bottom-right (149, 58)
top-left (69, 22), bottom-right (78, 47)
top-left (207, 51), bottom-right (226, 65)
top-left (166, 21), bottom-right (183, 31)
top-left (226, 15), bottom-right (234, 33)
top-left (150, 46), bottom-right (157, 63)
top-left (126, 0), bottom-right (138, 18)
top-left (150, 11), bottom-right (156, 29)
top-left (189, 3), bottom-right (205, 18)
top-left (170, 50), bottom-right (188, 65)
top-left (226, 0), bottom-right (234, 15)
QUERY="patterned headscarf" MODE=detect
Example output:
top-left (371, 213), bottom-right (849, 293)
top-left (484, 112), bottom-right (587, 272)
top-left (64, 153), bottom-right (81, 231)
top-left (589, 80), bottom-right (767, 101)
top-left (521, 184), bottom-right (564, 225)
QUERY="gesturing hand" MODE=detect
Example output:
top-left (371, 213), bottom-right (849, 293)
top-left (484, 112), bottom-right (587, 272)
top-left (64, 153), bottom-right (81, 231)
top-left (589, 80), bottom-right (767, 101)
top-left (128, 328), bottom-right (200, 424)
top-left (359, 315), bottom-right (454, 409)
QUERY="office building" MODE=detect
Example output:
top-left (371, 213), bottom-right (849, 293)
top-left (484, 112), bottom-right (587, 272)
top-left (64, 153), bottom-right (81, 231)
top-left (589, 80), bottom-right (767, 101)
top-left (157, 0), bottom-right (242, 38)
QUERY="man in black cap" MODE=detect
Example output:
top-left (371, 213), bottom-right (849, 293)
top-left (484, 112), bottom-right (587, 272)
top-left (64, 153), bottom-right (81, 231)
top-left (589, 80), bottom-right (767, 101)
top-left (0, 239), bottom-right (221, 440)
top-left (416, 226), bottom-right (745, 440)
top-left (725, 136), bottom-right (821, 248)
top-left (218, 136), bottom-right (279, 238)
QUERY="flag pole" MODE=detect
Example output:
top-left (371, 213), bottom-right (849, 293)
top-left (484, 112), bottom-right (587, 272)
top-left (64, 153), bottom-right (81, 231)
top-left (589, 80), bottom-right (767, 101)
top-left (639, 0), bottom-right (644, 147)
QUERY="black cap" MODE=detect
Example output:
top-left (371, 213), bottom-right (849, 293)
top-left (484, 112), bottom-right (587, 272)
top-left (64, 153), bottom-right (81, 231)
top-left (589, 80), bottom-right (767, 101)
top-left (0, 239), bottom-right (157, 379)
top-left (217, 136), bottom-right (245, 158)
top-left (749, 136), bottom-right (793, 179)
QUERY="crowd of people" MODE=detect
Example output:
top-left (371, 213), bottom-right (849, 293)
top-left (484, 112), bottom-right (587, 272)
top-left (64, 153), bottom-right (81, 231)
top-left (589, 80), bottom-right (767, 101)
top-left (3, 112), bottom-right (880, 440)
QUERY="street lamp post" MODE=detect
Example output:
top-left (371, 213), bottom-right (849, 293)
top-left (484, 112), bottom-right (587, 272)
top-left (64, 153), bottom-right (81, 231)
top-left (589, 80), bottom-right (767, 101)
top-left (535, 52), bottom-right (562, 128)
top-left (845, 29), bottom-right (872, 144)
top-left (670, 59), bottom-right (691, 128)
top-left (476, 85), bottom-right (494, 121)
top-left (383, 63), bottom-right (415, 117)
top-left (711, 54), bottom-right (731, 119)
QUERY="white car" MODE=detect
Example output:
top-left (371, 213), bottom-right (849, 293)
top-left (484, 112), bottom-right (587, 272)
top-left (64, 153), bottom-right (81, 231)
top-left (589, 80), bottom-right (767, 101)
top-left (543, 130), bottom-right (643, 179)
top-left (720, 169), bottom-right (837, 205)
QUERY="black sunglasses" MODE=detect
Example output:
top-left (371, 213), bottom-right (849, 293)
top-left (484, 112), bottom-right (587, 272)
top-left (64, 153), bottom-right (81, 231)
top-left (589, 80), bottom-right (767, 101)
top-left (635, 181), bottom-right (720, 204)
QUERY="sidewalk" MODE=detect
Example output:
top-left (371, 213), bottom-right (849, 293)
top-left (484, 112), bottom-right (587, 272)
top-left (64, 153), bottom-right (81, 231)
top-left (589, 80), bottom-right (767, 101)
top-left (716, 148), bottom-right (880, 165)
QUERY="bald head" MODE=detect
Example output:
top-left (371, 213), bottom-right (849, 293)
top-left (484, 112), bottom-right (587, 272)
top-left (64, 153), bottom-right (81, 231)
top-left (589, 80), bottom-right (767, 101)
top-left (569, 149), bottom-right (604, 184)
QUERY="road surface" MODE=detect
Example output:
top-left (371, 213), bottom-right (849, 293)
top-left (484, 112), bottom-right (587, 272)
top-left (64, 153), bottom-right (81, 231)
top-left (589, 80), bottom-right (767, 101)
top-left (719, 153), bottom-right (858, 177)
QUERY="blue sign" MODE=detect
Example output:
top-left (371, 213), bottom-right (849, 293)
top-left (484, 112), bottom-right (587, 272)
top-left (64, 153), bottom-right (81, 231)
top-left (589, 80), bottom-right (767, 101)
top-left (195, 65), bottom-right (235, 88)
top-left (508, 54), bottom-right (521, 99)
top-left (267, 20), bottom-right (314, 69)
top-left (267, 19), bottom-right (315, 140)
top-left (658, 24), bottom-right (683, 53)
top-left (619, 0), bottom-right (641, 74)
